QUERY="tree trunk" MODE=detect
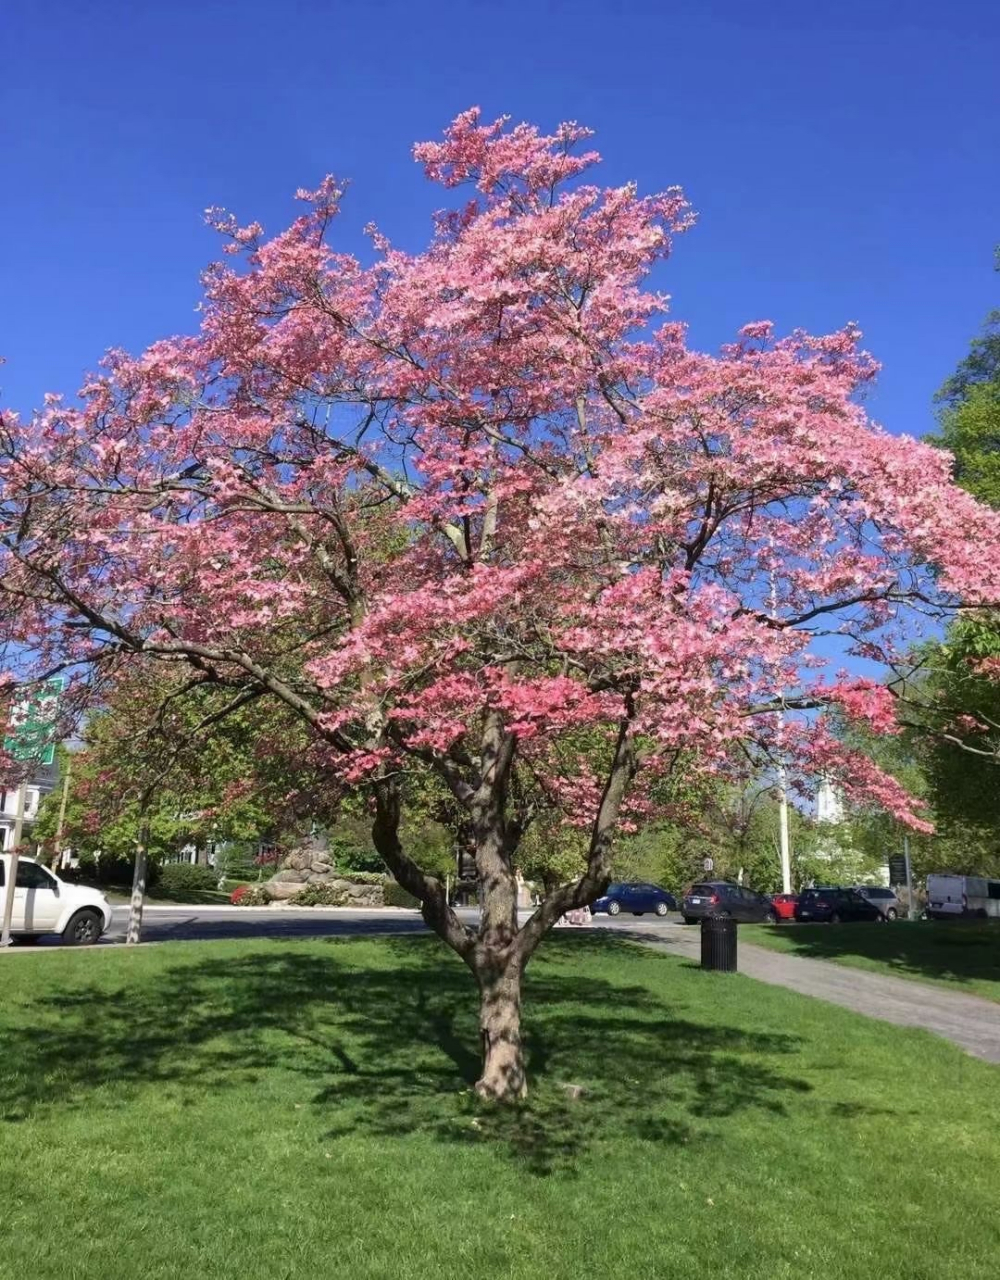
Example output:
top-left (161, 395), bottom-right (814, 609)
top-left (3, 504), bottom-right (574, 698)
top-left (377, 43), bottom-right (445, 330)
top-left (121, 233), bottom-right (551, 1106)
top-left (475, 959), bottom-right (526, 1102)
top-left (126, 836), bottom-right (149, 945)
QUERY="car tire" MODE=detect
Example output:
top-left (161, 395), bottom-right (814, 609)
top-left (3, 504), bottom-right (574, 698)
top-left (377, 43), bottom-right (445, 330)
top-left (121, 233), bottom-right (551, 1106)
top-left (829, 912), bottom-right (841, 925)
top-left (885, 908), bottom-right (897, 921)
top-left (682, 916), bottom-right (696, 925)
top-left (63, 909), bottom-right (103, 946)
top-left (765, 910), bottom-right (778, 924)
top-left (655, 902), bottom-right (669, 917)
top-left (607, 901), bottom-right (621, 916)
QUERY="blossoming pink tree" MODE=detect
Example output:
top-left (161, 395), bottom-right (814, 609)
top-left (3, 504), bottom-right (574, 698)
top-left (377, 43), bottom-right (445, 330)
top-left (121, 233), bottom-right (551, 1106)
top-left (2, 110), bottom-right (1000, 1099)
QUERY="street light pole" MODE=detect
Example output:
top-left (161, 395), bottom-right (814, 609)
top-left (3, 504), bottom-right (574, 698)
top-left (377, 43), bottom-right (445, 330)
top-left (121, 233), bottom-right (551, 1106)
top-left (768, 561), bottom-right (792, 896)
top-left (777, 764), bottom-right (792, 895)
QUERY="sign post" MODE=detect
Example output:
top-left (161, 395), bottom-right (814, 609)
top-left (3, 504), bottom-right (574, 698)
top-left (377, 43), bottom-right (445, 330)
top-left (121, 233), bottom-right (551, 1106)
top-left (904, 835), bottom-right (915, 920)
top-left (703, 856), bottom-right (714, 873)
top-left (1, 679), bottom-right (63, 947)
top-left (888, 843), bottom-right (915, 918)
top-left (0, 785), bottom-right (27, 947)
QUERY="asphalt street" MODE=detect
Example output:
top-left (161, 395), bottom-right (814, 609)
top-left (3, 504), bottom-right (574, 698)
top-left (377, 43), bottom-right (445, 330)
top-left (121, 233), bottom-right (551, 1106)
top-left (99, 905), bottom-right (687, 946)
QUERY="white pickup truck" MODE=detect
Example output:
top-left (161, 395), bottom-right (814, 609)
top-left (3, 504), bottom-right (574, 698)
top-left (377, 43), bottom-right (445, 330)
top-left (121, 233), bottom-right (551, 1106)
top-left (0, 855), bottom-right (113, 944)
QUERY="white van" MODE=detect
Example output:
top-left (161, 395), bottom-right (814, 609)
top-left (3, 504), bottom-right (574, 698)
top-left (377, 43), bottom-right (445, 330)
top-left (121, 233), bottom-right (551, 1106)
top-left (926, 873), bottom-right (1000, 921)
top-left (0, 855), bottom-right (113, 944)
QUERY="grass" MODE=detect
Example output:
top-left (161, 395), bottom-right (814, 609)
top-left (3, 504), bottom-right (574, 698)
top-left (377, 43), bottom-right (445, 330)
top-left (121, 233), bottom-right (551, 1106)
top-left (744, 921), bottom-right (1000, 1003)
top-left (1, 934), bottom-right (999, 1279)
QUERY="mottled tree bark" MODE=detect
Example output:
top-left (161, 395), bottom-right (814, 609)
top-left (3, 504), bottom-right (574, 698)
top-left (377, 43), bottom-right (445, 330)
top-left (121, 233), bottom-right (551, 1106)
top-left (476, 956), bottom-right (526, 1100)
top-left (372, 705), bottom-right (637, 1103)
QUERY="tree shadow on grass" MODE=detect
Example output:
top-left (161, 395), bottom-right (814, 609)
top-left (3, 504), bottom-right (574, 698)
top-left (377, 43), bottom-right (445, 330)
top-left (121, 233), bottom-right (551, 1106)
top-left (752, 922), bottom-right (1000, 994)
top-left (1, 934), bottom-right (813, 1175)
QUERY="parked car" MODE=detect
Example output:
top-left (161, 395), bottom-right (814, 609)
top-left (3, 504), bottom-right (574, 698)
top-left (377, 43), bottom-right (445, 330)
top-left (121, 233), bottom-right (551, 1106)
top-left (591, 882), bottom-right (677, 917)
top-left (681, 882), bottom-right (778, 924)
top-left (853, 884), bottom-right (902, 921)
top-left (0, 855), bottom-right (112, 945)
top-left (795, 887), bottom-right (885, 924)
top-left (770, 892), bottom-right (799, 921)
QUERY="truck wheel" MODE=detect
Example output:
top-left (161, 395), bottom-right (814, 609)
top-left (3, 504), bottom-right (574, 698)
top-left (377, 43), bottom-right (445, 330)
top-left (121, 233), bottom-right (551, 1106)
top-left (63, 909), bottom-right (103, 946)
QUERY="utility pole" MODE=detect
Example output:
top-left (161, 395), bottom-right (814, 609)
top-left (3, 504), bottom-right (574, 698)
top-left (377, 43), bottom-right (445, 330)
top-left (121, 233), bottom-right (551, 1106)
top-left (904, 834), bottom-right (915, 919)
top-left (777, 762), bottom-right (792, 895)
top-left (768, 560), bottom-right (792, 896)
top-left (0, 783), bottom-right (28, 947)
top-left (50, 755), bottom-right (72, 871)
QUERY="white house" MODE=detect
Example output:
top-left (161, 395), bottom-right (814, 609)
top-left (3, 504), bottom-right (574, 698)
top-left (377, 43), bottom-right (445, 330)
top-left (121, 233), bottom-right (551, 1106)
top-left (0, 761), bottom-right (59, 851)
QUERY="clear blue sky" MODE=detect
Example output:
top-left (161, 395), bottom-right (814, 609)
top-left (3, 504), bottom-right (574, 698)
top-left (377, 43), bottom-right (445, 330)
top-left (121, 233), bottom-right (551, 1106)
top-left (3, 0), bottom-right (998, 440)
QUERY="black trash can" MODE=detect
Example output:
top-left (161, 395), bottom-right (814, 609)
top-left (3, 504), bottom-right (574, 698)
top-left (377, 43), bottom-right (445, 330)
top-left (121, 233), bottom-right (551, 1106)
top-left (701, 914), bottom-right (737, 972)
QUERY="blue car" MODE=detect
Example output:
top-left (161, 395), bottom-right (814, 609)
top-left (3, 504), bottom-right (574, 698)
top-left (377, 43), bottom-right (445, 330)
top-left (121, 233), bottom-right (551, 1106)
top-left (591, 882), bottom-right (677, 917)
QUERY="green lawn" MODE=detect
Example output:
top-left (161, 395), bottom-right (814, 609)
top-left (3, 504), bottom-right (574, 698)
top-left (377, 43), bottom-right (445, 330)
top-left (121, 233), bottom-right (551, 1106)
top-left (744, 921), bottom-right (1000, 1002)
top-left (2, 935), bottom-right (998, 1279)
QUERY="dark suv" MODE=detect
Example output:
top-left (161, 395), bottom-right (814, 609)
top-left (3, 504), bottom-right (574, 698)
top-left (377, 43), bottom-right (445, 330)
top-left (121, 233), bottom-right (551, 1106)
top-left (795, 887), bottom-right (885, 924)
top-left (681, 882), bottom-right (778, 924)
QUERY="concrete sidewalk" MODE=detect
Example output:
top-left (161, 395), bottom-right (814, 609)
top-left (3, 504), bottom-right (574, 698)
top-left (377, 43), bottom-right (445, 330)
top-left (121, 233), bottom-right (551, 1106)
top-left (603, 923), bottom-right (1000, 1065)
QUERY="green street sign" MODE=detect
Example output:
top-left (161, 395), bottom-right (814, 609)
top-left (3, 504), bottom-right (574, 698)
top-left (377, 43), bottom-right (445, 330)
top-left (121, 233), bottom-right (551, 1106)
top-left (3, 678), bottom-right (64, 767)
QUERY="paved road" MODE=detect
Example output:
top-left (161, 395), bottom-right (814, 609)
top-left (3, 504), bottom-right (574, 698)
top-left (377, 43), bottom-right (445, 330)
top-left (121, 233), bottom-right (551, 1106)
top-left (94, 905), bottom-right (685, 946)
top-left (0, 904), bottom-right (683, 947)
top-left (3, 904), bottom-right (686, 947)
top-left (613, 921), bottom-right (1000, 1065)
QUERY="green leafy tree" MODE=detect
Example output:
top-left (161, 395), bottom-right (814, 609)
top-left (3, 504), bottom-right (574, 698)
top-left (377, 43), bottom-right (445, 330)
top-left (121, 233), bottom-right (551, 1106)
top-left (917, 276), bottom-right (1000, 863)
top-left (34, 668), bottom-right (335, 870)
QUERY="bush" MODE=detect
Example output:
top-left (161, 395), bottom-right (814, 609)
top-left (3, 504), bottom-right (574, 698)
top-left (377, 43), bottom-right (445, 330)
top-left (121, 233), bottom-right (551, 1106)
top-left (329, 830), bottom-right (384, 875)
top-left (157, 863), bottom-right (219, 895)
top-left (289, 883), bottom-right (349, 906)
top-left (230, 883), bottom-right (271, 906)
top-left (64, 850), bottom-right (161, 889)
top-left (338, 871), bottom-right (385, 885)
top-left (384, 880), bottom-right (420, 909)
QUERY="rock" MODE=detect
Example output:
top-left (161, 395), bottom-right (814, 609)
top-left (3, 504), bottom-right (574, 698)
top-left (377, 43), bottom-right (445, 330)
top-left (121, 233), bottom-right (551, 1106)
top-left (267, 880), bottom-right (304, 900)
top-left (307, 872), bottom-right (332, 884)
top-left (273, 869), bottom-right (307, 883)
top-left (310, 860), bottom-right (332, 874)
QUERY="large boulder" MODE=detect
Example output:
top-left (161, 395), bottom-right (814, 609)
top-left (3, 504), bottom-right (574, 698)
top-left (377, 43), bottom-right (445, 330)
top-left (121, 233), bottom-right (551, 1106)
top-left (264, 833), bottom-right (384, 906)
top-left (267, 879), bottom-right (305, 900)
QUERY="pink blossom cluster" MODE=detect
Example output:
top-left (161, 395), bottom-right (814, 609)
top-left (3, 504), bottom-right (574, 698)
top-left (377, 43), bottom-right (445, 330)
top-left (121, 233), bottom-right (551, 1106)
top-left (2, 110), bottom-right (999, 829)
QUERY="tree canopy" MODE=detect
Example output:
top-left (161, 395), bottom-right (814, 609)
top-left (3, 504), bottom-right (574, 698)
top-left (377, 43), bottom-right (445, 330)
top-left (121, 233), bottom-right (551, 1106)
top-left (3, 111), bottom-right (1000, 1097)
